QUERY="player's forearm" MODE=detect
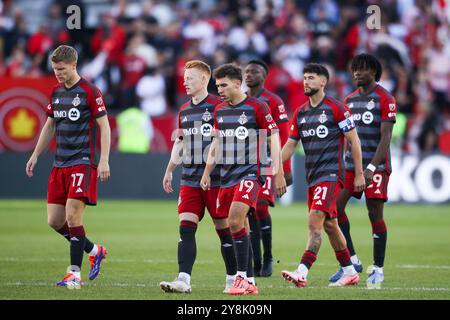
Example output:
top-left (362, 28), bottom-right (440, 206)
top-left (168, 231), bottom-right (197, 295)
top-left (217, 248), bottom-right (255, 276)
top-left (32, 121), bottom-right (55, 158)
top-left (203, 138), bottom-right (218, 176)
top-left (281, 139), bottom-right (297, 163)
top-left (368, 130), bottom-right (392, 169)
top-left (350, 137), bottom-right (364, 174)
top-left (168, 139), bottom-right (183, 171)
top-left (99, 121), bottom-right (111, 164)
top-left (269, 133), bottom-right (282, 175)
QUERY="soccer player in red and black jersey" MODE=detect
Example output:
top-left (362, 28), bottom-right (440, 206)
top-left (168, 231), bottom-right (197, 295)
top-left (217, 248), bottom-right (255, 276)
top-left (329, 54), bottom-right (397, 289)
top-left (281, 63), bottom-right (365, 287)
top-left (25, 45), bottom-right (110, 289)
top-left (244, 60), bottom-right (291, 277)
top-left (201, 64), bottom-right (286, 295)
top-left (160, 60), bottom-right (237, 294)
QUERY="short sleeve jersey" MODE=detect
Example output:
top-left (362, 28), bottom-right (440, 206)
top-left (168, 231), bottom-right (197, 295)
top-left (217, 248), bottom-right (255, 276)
top-left (178, 94), bottom-right (221, 188)
top-left (289, 96), bottom-right (354, 187)
top-left (46, 78), bottom-right (107, 168)
top-left (213, 96), bottom-right (278, 188)
top-left (344, 85), bottom-right (396, 173)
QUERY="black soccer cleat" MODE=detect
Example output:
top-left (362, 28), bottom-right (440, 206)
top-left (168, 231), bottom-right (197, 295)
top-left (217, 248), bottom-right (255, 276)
top-left (260, 258), bottom-right (273, 277)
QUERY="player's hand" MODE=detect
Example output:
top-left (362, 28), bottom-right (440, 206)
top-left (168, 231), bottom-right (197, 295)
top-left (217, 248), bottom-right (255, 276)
top-left (363, 169), bottom-right (374, 186)
top-left (26, 155), bottom-right (38, 177)
top-left (163, 171), bottom-right (173, 193)
top-left (200, 174), bottom-right (211, 191)
top-left (98, 160), bottom-right (110, 182)
top-left (275, 172), bottom-right (287, 197)
top-left (354, 172), bottom-right (366, 192)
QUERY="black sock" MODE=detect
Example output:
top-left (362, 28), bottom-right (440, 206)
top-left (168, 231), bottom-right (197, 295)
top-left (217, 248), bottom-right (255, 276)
top-left (232, 228), bottom-right (249, 273)
top-left (338, 212), bottom-right (356, 256)
top-left (178, 222), bottom-right (197, 275)
top-left (69, 226), bottom-right (86, 269)
top-left (372, 220), bottom-right (387, 267)
top-left (248, 214), bottom-right (262, 270)
top-left (247, 237), bottom-right (254, 278)
top-left (216, 228), bottom-right (237, 276)
top-left (260, 216), bottom-right (272, 261)
top-left (57, 222), bottom-right (94, 254)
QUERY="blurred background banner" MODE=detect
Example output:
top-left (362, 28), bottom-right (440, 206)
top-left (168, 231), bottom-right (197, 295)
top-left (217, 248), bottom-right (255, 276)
top-left (1, 153), bottom-right (449, 203)
top-left (0, 76), bottom-right (55, 151)
top-left (0, 0), bottom-right (449, 201)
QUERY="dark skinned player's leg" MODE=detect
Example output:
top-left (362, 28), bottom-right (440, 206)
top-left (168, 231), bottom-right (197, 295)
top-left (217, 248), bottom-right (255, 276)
top-left (366, 198), bottom-right (387, 269)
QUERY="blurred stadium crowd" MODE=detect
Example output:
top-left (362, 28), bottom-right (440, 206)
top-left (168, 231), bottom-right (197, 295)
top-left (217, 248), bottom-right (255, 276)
top-left (0, 0), bottom-right (449, 154)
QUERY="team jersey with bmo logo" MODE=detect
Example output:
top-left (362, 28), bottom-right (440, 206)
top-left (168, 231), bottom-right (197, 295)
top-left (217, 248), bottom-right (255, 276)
top-left (254, 88), bottom-right (291, 174)
top-left (213, 96), bottom-right (278, 188)
top-left (344, 85), bottom-right (396, 173)
top-left (178, 94), bottom-right (221, 188)
top-left (46, 78), bottom-right (107, 168)
top-left (289, 96), bottom-right (355, 187)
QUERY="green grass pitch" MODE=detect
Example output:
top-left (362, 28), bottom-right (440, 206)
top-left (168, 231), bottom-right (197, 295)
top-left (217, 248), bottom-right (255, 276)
top-left (1, 200), bottom-right (449, 300)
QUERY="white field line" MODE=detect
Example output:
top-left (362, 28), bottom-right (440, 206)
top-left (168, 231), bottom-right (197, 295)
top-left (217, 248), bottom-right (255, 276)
top-left (1, 281), bottom-right (449, 292)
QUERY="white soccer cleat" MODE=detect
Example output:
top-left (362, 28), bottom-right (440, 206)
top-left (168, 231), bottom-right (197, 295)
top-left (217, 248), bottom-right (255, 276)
top-left (367, 268), bottom-right (384, 290)
top-left (281, 270), bottom-right (307, 287)
top-left (328, 273), bottom-right (359, 287)
top-left (223, 277), bottom-right (234, 293)
top-left (160, 279), bottom-right (192, 293)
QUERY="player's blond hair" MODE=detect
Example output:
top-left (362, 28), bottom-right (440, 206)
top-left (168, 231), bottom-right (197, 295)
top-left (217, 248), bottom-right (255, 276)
top-left (185, 60), bottom-right (211, 78)
top-left (50, 45), bottom-right (78, 64)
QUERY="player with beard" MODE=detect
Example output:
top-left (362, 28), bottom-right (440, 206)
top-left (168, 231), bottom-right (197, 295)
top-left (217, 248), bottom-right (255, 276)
top-left (281, 63), bottom-right (365, 287)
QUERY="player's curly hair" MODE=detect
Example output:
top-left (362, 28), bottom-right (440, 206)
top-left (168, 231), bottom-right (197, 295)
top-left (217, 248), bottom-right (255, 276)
top-left (50, 45), bottom-right (78, 64)
top-left (213, 63), bottom-right (242, 82)
top-left (303, 63), bottom-right (330, 80)
top-left (350, 53), bottom-right (382, 82)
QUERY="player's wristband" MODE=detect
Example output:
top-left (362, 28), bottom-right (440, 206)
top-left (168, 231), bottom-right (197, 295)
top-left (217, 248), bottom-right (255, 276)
top-left (366, 163), bottom-right (376, 172)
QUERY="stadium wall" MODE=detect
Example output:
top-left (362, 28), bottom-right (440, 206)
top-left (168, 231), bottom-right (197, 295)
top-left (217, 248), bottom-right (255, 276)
top-left (1, 153), bottom-right (449, 203)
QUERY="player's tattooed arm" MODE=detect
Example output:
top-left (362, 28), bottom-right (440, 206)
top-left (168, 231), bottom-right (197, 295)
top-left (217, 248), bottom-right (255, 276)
top-left (26, 117), bottom-right (56, 177)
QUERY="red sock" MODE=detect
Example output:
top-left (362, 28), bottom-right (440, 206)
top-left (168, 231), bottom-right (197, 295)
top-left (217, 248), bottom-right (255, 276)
top-left (335, 248), bottom-right (352, 267)
top-left (300, 250), bottom-right (317, 269)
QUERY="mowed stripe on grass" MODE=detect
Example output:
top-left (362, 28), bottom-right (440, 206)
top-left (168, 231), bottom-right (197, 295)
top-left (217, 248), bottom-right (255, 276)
top-left (1, 200), bottom-right (449, 300)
